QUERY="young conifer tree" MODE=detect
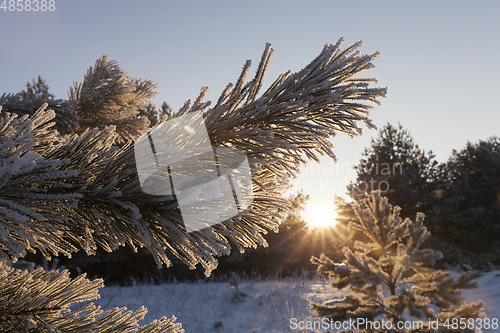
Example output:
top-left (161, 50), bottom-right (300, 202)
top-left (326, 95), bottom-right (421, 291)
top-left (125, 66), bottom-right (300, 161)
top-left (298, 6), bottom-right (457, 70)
top-left (0, 38), bottom-right (387, 331)
top-left (311, 191), bottom-right (485, 333)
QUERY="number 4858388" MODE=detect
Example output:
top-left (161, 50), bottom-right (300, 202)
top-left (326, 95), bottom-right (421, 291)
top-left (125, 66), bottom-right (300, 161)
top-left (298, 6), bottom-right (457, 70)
top-left (1, 0), bottom-right (55, 11)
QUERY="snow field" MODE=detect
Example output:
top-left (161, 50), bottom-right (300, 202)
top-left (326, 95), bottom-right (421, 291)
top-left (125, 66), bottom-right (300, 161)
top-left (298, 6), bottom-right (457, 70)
top-left (91, 271), bottom-right (500, 333)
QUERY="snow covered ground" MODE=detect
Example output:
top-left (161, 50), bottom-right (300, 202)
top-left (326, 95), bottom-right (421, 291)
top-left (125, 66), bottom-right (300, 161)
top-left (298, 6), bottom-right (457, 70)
top-left (90, 271), bottom-right (500, 332)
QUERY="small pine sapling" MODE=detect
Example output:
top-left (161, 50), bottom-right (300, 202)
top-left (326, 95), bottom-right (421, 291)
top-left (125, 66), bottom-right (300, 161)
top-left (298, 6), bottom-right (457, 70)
top-left (229, 272), bottom-right (247, 302)
top-left (311, 191), bottom-right (485, 333)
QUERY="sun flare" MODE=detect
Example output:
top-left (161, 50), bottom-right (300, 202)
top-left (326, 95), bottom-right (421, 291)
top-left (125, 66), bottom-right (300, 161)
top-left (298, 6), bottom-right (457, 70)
top-left (303, 203), bottom-right (338, 229)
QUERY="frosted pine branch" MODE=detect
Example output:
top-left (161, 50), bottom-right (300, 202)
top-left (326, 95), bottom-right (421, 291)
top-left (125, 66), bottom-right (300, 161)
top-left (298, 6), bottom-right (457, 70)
top-left (0, 93), bottom-right (78, 135)
top-left (0, 262), bottom-right (183, 333)
top-left (68, 55), bottom-right (157, 143)
top-left (1, 39), bottom-right (386, 276)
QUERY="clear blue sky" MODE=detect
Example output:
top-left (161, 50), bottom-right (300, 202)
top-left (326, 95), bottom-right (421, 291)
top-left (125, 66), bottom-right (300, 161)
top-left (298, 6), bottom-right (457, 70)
top-left (1, 0), bottom-right (499, 205)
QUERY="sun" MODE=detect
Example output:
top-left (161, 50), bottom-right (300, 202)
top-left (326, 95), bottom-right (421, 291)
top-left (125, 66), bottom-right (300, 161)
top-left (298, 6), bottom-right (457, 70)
top-left (302, 202), bottom-right (338, 229)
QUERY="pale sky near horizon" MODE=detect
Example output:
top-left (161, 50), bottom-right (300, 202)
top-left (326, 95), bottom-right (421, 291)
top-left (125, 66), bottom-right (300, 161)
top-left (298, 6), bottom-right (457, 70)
top-left (1, 1), bottom-right (499, 207)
